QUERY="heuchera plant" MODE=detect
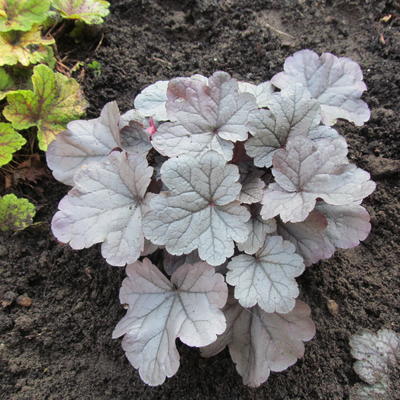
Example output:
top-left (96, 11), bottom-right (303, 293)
top-left (47, 49), bottom-right (376, 387)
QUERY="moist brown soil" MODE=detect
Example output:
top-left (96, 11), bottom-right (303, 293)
top-left (1, 1), bottom-right (400, 399)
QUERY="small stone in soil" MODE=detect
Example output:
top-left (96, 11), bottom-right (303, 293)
top-left (327, 299), bottom-right (339, 316)
top-left (16, 295), bottom-right (33, 308)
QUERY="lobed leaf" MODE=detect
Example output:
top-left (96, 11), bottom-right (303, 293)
top-left (51, 151), bottom-right (153, 266)
top-left (4, 64), bottom-right (87, 150)
top-left (227, 235), bottom-right (304, 313)
top-left (0, 0), bottom-right (51, 32)
top-left (245, 83), bottom-right (320, 167)
top-left (271, 49), bottom-right (370, 126)
top-left (0, 27), bottom-right (54, 67)
top-left (113, 259), bottom-right (228, 386)
top-left (52, 0), bottom-right (110, 24)
top-left (143, 151), bottom-right (250, 266)
top-left (201, 298), bottom-right (315, 387)
top-left (152, 71), bottom-right (257, 161)
top-left (261, 136), bottom-right (375, 223)
top-left (46, 102), bottom-right (151, 185)
top-left (0, 193), bottom-right (35, 231)
top-left (237, 80), bottom-right (274, 108)
top-left (0, 122), bottom-right (26, 166)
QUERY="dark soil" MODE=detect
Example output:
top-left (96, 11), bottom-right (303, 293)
top-left (1, 0), bottom-right (400, 399)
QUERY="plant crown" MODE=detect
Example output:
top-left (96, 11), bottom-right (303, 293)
top-left (47, 49), bottom-right (376, 387)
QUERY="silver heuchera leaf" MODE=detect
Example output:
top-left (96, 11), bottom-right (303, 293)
top-left (163, 250), bottom-right (201, 276)
top-left (152, 71), bottom-right (257, 161)
top-left (271, 49), bottom-right (370, 126)
top-left (143, 151), bottom-right (250, 266)
top-left (120, 120), bottom-right (152, 155)
top-left (133, 80), bottom-right (169, 121)
top-left (113, 258), bottom-right (228, 386)
top-left (238, 81), bottom-right (274, 108)
top-left (261, 136), bottom-right (376, 223)
top-left (245, 84), bottom-right (320, 168)
top-left (278, 203), bottom-right (372, 266)
top-left (201, 298), bottom-right (316, 387)
top-left (350, 329), bottom-right (400, 386)
top-left (46, 102), bottom-right (151, 185)
top-left (227, 235), bottom-right (304, 313)
top-left (237, 211), bottom-right (276, 255)
top-left (51, 151), bottom-right (153, 266)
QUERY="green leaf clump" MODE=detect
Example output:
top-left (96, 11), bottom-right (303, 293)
top-left (3, 64), bottom-right (88, 150)
top-left (0, 122), bottom-right (26, 166)
top-left (51, 0), bottom-right (110, 24)
top-left (0, 193), bottom-right (36, 231)
top-left (0, 0), bottom-right (51, 32)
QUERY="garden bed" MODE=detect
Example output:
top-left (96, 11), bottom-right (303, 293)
top-left (1, 0), bottom-right (399, 399)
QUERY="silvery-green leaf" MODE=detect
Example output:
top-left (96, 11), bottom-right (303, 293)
top-left (238, 80), bottom-right (274, 108)
top-left (271, 49), bottom-right (370, 126)
top-left (133, 80), bottom-right (169, 121)
top-left (113, 258), bottom-right (228, 386)
top-left (201, 298), bottom-right (315, 387)
top-left (261, 136), bottom-right (375, 223)
top-left (52, 151), bottom-right (153, 266)
top-left (245, 84), bottom-right (320, 168)
top-left (152, 71), bottom-right (257, 160)
top-left (143, 151), bottom-right (250, 266)
top-left (227, 235), bottom-right (304, 313)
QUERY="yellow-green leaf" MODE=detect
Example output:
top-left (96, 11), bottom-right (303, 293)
top-left (3, 64), bottom-right (88, 150)
top-left (0, 122), bottom-right (26, 166)
top-left (0, 193), bottom-right (36, 231)
top-left (0, 26), bottom-right (55, 66)
top-left (52, 0), bottom-right (110, 24)
top-left (0, 0), bottom-right (51, 32)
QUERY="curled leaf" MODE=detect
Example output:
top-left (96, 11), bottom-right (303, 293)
top-left (113, 259), bottom-right (228, 386)
top-left (201, 298), bottom-right (315, 387)
top-left (4, 64), bottom-right (87, 150)
top-left (0, 122), bottom-right (26, 166)
top-left (52, 0), bottom-right (110, 24)
top-left (0, 193), bottom-right (35, 231)
top-left (143, 151), bottom-right (250, 266)
top-left (52, 151), bottom-right (153, 266)
top-left (271, 49), bottom-right (370, 126)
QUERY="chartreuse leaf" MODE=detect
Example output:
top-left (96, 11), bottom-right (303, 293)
top-left (0, 0), bottom-right (51, 32)
top-left (0, 123), bottom-right (26, 166)
top-left (51, 0), bottom-right (110, 24)
top-left (3, 64), bottom-right (87, 150)
top-left (113, 258), bottom-right (228, 386)
top-left (52, 151), bottom-right (154, 266)
top-left (201, 297), bottom-right (315, 387)
top-left (0, 27), bottom-right (54, 67)
top-left (0, 193), bottom-right (35, 231)
top-left (143, 151), bottom-right (250, 266)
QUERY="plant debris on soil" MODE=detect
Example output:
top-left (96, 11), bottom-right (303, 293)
top-left (1, 1), bottom-right (400, 399)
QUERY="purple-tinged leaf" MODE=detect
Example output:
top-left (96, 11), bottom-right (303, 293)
top-left (245, 84), bottom-right (320, 167)
top-left (271, 49), bottom-right (370, 126)
top-left (51, 151), bottom-right (153, 266)
top-left (227, 235), bottom-right (304, 313)
top-left (113, 258), bottom-right (228, 386)
top-left (152, 71), bottom-right (257, 160)
top-left (163, 250), bottom-right (201, 276)
top-left (46, 101), bottom-right (151, 185)
top-left (261, 136), bottom-right (375, 223)
top-left (143, 151), bottom-right (250, 266)
top-left (201, 297), bottom-right (315, 387)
